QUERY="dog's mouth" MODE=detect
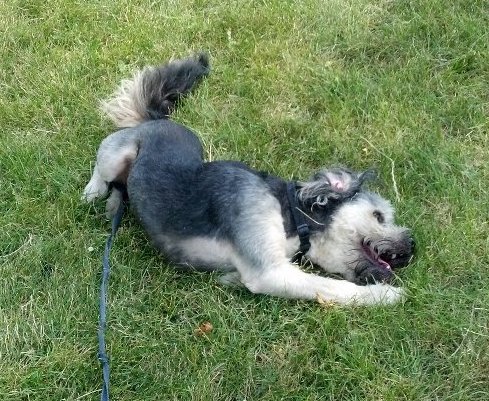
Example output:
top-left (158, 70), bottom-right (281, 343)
top-left (361, 239), bottom-right (398, 271)
top-left (355, 237), bottom-right (414, 285)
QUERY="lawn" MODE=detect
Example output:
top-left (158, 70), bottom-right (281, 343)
top-left (1, 0), bottom-right (488, 400)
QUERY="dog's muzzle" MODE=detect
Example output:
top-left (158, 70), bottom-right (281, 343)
top-left (355, 232), bottom-right (415, 285)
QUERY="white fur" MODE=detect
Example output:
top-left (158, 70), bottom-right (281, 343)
top-left (307, 194), bottom-right (407, 280)
top-left (99, 70), bottom-right (147, 128)
top-left (82, 130), bottom-right (140, 202)
top-left (83, 164), bottom-right (109, 202)
top-left (222, 257), bottom-right (403, 305)
top-left (177, 236), bottom-right (237, 271)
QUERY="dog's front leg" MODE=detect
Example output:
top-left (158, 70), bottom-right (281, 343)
top-left (239, 264), bottom-right (404, 305)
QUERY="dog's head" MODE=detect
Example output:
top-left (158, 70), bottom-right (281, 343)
top-left (297, 168), bottom-right (415, 285)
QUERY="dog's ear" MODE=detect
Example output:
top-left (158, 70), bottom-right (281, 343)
top-left (297, 167), bottom-right (375, 208)
top-left (321, 168), bottom-right (355, 192)
top-left (322, 168), bottom-right (376, 192)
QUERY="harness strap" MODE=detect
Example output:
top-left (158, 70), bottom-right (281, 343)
top-left (286, 181), bottom-right (311, 263)
top-left (98, 200), bottom-right (125, 401)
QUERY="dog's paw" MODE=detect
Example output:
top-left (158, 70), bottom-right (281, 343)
top-left (105, 190), bottom-right (123, 218)
top-left (362, 284), bottom-right (405, 305)
top-left (82, 178), bottom-right (108, 202)
top-left (354, 264), bottom-right (395, 285)
top-left (218, 272), bottom-right (244, 287)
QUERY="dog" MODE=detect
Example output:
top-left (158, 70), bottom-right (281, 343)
top-left (83, 53), bottom-right (414, 306)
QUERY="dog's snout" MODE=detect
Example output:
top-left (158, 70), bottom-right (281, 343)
top-left (402, 229), bottom-right (415, 253)
top-left (408, 237), bottom-right (416, 256)
top-left (409, 237), bottom-right (416, 252)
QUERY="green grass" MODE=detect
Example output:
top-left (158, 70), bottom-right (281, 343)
top-left (1, 0), bottom-right (488, 399)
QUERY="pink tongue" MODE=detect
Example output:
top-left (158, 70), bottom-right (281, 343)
top-left (378, 258), bottom-right (392, 270)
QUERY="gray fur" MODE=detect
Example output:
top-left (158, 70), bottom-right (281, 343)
top-left (100, 53), bottom-right (209, 127)
top-left (83, 54), bottom-right (415, 306)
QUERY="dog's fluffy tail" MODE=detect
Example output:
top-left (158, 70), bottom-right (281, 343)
top-left (100, 53), bottom-right (210, 128)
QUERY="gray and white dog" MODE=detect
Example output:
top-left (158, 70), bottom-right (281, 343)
top-left (83, 54), bottom-right (414, 306)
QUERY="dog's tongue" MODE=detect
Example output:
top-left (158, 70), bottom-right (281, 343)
top-left (378, 258), bottom-right (392, 270)
top-left (363, 241), bottom-right (392, 271)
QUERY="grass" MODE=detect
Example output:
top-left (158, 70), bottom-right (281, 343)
top-left (1, 0), bottom-right (488, 399)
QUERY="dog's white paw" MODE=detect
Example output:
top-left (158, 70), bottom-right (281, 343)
top-left (362, 284), bottom-right (405, 305)
top-left (82, 178), bottom-right (108, 202)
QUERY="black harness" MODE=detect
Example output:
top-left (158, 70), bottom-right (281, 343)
top-left (286, 181), bottom-right (311, 263)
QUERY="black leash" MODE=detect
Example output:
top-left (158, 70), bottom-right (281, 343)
top-left (98, 200), bottom-right (125, 401)
top-left (96, 183), bottom-right (306, 400)
top-left (286, 181), bottom-right (311, 263)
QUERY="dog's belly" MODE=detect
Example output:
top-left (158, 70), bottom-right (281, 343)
top-left (155, 234), bottom-right (238, 272)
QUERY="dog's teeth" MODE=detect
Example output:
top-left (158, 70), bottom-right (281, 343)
top-left (391, 254), bottom-right (397, 259)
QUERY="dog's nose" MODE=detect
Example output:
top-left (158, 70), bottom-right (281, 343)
top-left (409, 237), bottom-right (416, 252)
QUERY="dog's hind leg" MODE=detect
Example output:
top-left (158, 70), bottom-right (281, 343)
top-left (83, 129), bottom-right (140, 202)
top-left (83, 163), bottom-right (109, 202)
top-left (105, 188), bottom-right (124, 218)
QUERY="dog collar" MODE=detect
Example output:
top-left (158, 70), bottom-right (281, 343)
top-left (286, 181), bottom-right (311, 263)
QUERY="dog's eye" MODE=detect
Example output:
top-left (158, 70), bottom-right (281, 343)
top-left (373, 210), bottom-right (385, 224)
